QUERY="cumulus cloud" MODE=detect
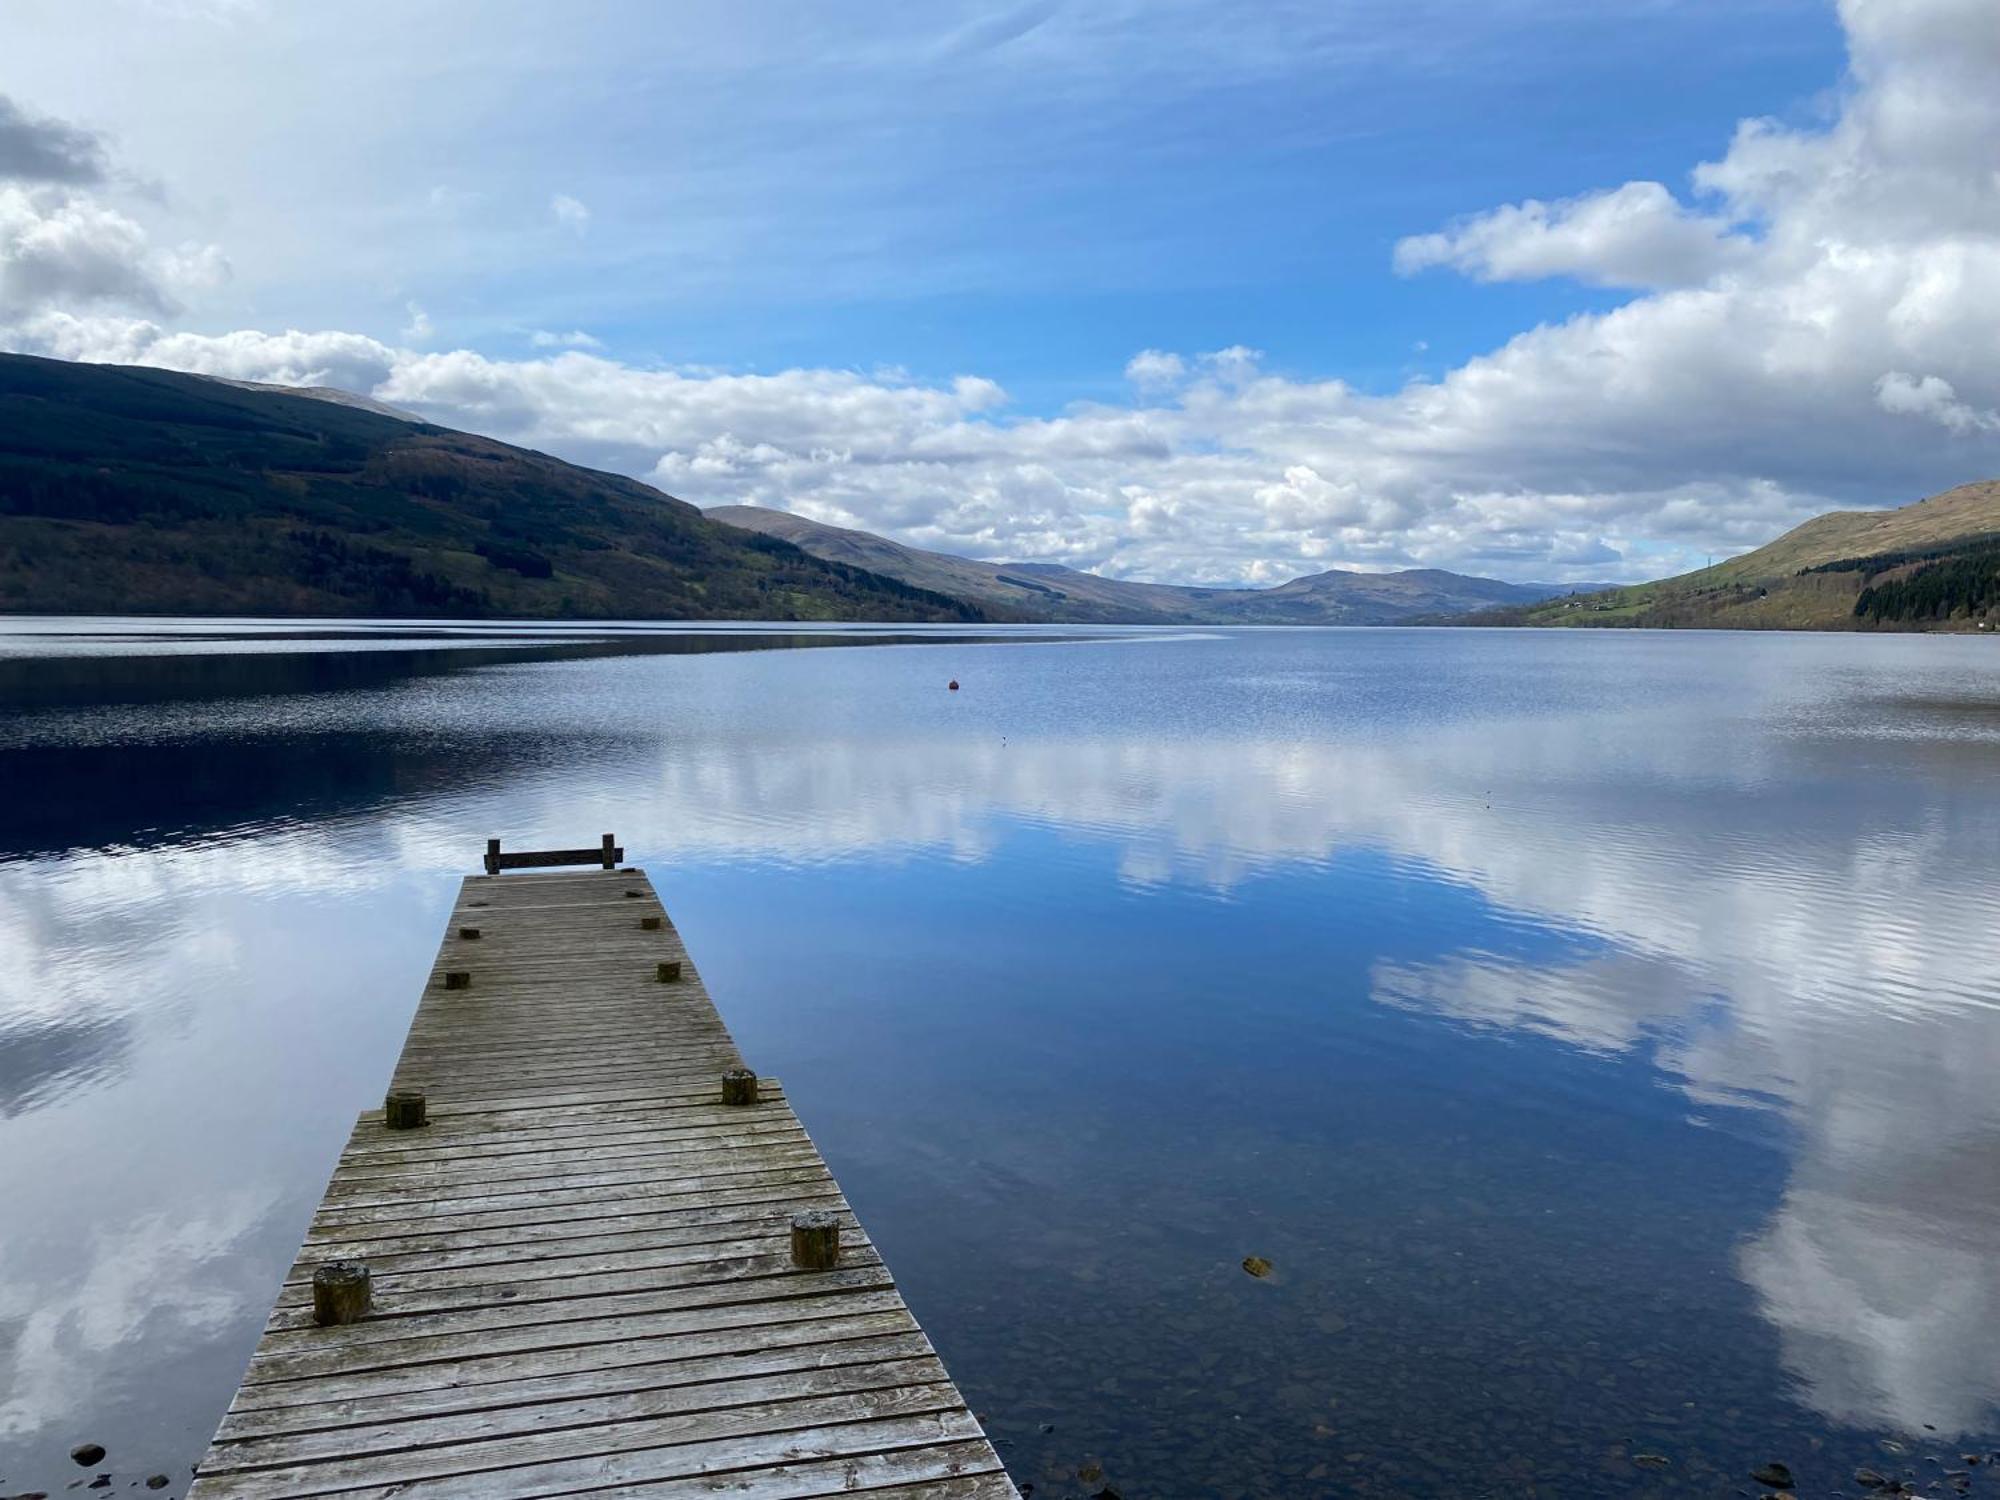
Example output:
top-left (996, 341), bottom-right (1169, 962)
top-left (1393, 180), bottom-right (1754, 290)
top-left (5, 0), bottom-right (2000, 586)
top-left (0, 186), bottom-right (227, 321)
top-left (20, 312), bottom-right (397, 390)
top-left (400, 300), bottom-right (433, 342)
top-left (1124, 348), bottom-right (1185, 389)
top-left (1876, 371), bottom-right (2000, 434)
top-left (0, 94), bottom-right (226, 325)
top-left (0, 94), bottom-right (106, 185)
top-left (550, 193), bottom-right (590, 235)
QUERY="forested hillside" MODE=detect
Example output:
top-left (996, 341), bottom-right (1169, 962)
top-left (0, 354), bottom-right (986, 622)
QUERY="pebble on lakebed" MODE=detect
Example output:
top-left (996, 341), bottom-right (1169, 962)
top-left (1241, 1255), bottom-right (1273, 1278)
top-left (69, 1443), bottom-right (105, 1467)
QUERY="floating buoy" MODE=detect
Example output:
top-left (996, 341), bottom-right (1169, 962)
top-left (947, 679), bottom-right (959, 691)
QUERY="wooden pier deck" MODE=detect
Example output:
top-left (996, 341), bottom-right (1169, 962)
top-left (189, 861), bottom-right (1017, 1499)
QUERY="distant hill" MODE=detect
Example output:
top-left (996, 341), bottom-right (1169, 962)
top-left (707, 504), bottom-right (1563, 625)
top-left (1488, 480), bottom-right (2000, 631)
top-left (0, 354), bottom-right (985, 621)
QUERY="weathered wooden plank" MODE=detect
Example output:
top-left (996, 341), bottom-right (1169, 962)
top-left (202, 1378), bottom-right (965, 1496)
top-left (290, 1193), bottom-right (850, 1273)
top-left (247, 1272), bottom-right (904, 1379)
top-left (276, 1222), bottom-right (859, 1302)
top-left (215, 1325), bottom-right (936, 1441)
top-left (221, 1315), bottom-right (933, 1428)
top-left (189, 865), bottom-right (1015, 1498)
top-left (264, 1242), bottom-right (887, 1329)
top-left (197, 1411), bottom-right (990, 1500)
top-left (300, 1172), bottom-right (843, 1244)
top-left (317, 1142), bottom-right (828, 1206)
top-left (205, 1354), bottom-right (953, 1471)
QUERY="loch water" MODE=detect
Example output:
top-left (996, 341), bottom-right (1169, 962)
top-left (4, 618), bottom-right (2000, 1498)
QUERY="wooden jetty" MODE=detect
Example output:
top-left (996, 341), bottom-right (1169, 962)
top-left (189, 843), bottom-right (1017, 1499)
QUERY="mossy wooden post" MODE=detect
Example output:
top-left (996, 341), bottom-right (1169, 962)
top-left (722, 1067), bottom-right (759, 1105)
top-left (484, 837), bottom-right (501, 876)
top-left (600, 833), bottom-right (617, 869)
top-left (791, 1210), bottom-right (841, 1270)
top-left (383, 1089), bottom-right (426, 1130)
top-left (312, 1262), bottom-right (371, 1326)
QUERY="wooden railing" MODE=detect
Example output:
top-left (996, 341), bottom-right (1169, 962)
top-left (482, 832), bottom-right (624, 874)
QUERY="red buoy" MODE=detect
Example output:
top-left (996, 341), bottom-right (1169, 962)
top-left (948, 679), bottom-right (960, 691)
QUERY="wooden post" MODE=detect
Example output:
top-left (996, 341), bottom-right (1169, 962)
top-left (458, 926), bottom-right (481, 940)
top-left (600, 833), bottom-right (617, 869)
top-left (656, 960), bottom-right (682, 983)
top-left (443, 971), bottom-right (470, 990)
top-left (383, 1089), bottom-right (427, 1130)
top-left (791, 1210), bottom-right (841, 1270)
top-left (312, 1262), bottom-right (371, 1325)
top-left (484, 838), bottom-right (501, 876)
top-left (721, 1067), bottom-right (759, 1106)
top-left (640, 915), bottom-right (662, 931)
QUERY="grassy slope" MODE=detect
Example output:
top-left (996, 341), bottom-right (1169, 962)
top-left (1497, 480), bottom-right (2000, 630)
top-left (708, 504), bottom-right (1558, 625)
top-left (0, 354), bottom-right (986, 622)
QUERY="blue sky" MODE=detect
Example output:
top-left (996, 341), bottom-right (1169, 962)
top-left (4, 0), bottom-right (1998, 584)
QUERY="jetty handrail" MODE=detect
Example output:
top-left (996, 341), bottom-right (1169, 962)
top-left (482, 831), bottom-right (623, 874)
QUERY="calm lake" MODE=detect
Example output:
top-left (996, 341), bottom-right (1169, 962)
top-left (4, 618), bottom-right (2000, 1498)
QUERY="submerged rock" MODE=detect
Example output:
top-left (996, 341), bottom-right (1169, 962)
top-left (69, 1445), bottom-right (105, 1468)
top-left (1750, 1461), bottom-right (1795, 1488)
top-left (1241, 1255), bottom-right (1273, 1278)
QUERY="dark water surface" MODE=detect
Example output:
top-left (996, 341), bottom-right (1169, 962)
top-left (5, 618), bottom-right (2000, 1498)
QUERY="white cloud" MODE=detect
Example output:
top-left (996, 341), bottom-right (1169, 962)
top-left (1, 185), bottom-right (177, 317)
top-left (549, 192), bottom-right (590, 235)
top-left (1124, 348), bottom-right (1185, 389)
top-left (1876, 371), bottom-right (2000, 434)
top-left (20, 311), bottom-right (398, 390)
top-left (400, 299), bottom-right (432, 342)
top-left (529, 327), bottom-right (601, 349)
top-left (1393, 180), bottom-right (1754, 290)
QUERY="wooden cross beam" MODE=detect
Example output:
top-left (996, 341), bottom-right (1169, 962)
top-left (483, 833), bottom-right (623, 874)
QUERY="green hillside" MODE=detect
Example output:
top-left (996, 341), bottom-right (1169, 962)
top-left (0, 354), bottom-right (986, 622)
top-left (1496, 480), bottom-right (2000, 631)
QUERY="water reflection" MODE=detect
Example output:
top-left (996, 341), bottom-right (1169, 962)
top-left (4, 623), bottom-right (2000, 1493)
top-left (446, 672), bottom-right (2000, 1442)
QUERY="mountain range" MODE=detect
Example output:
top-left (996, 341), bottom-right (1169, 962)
top-left (6, 351), bottom-right (1995, 630)
top-left (706, 504), bottom-right (1565, 624)
top-left (0, 353), bottom-right (1567, 624)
